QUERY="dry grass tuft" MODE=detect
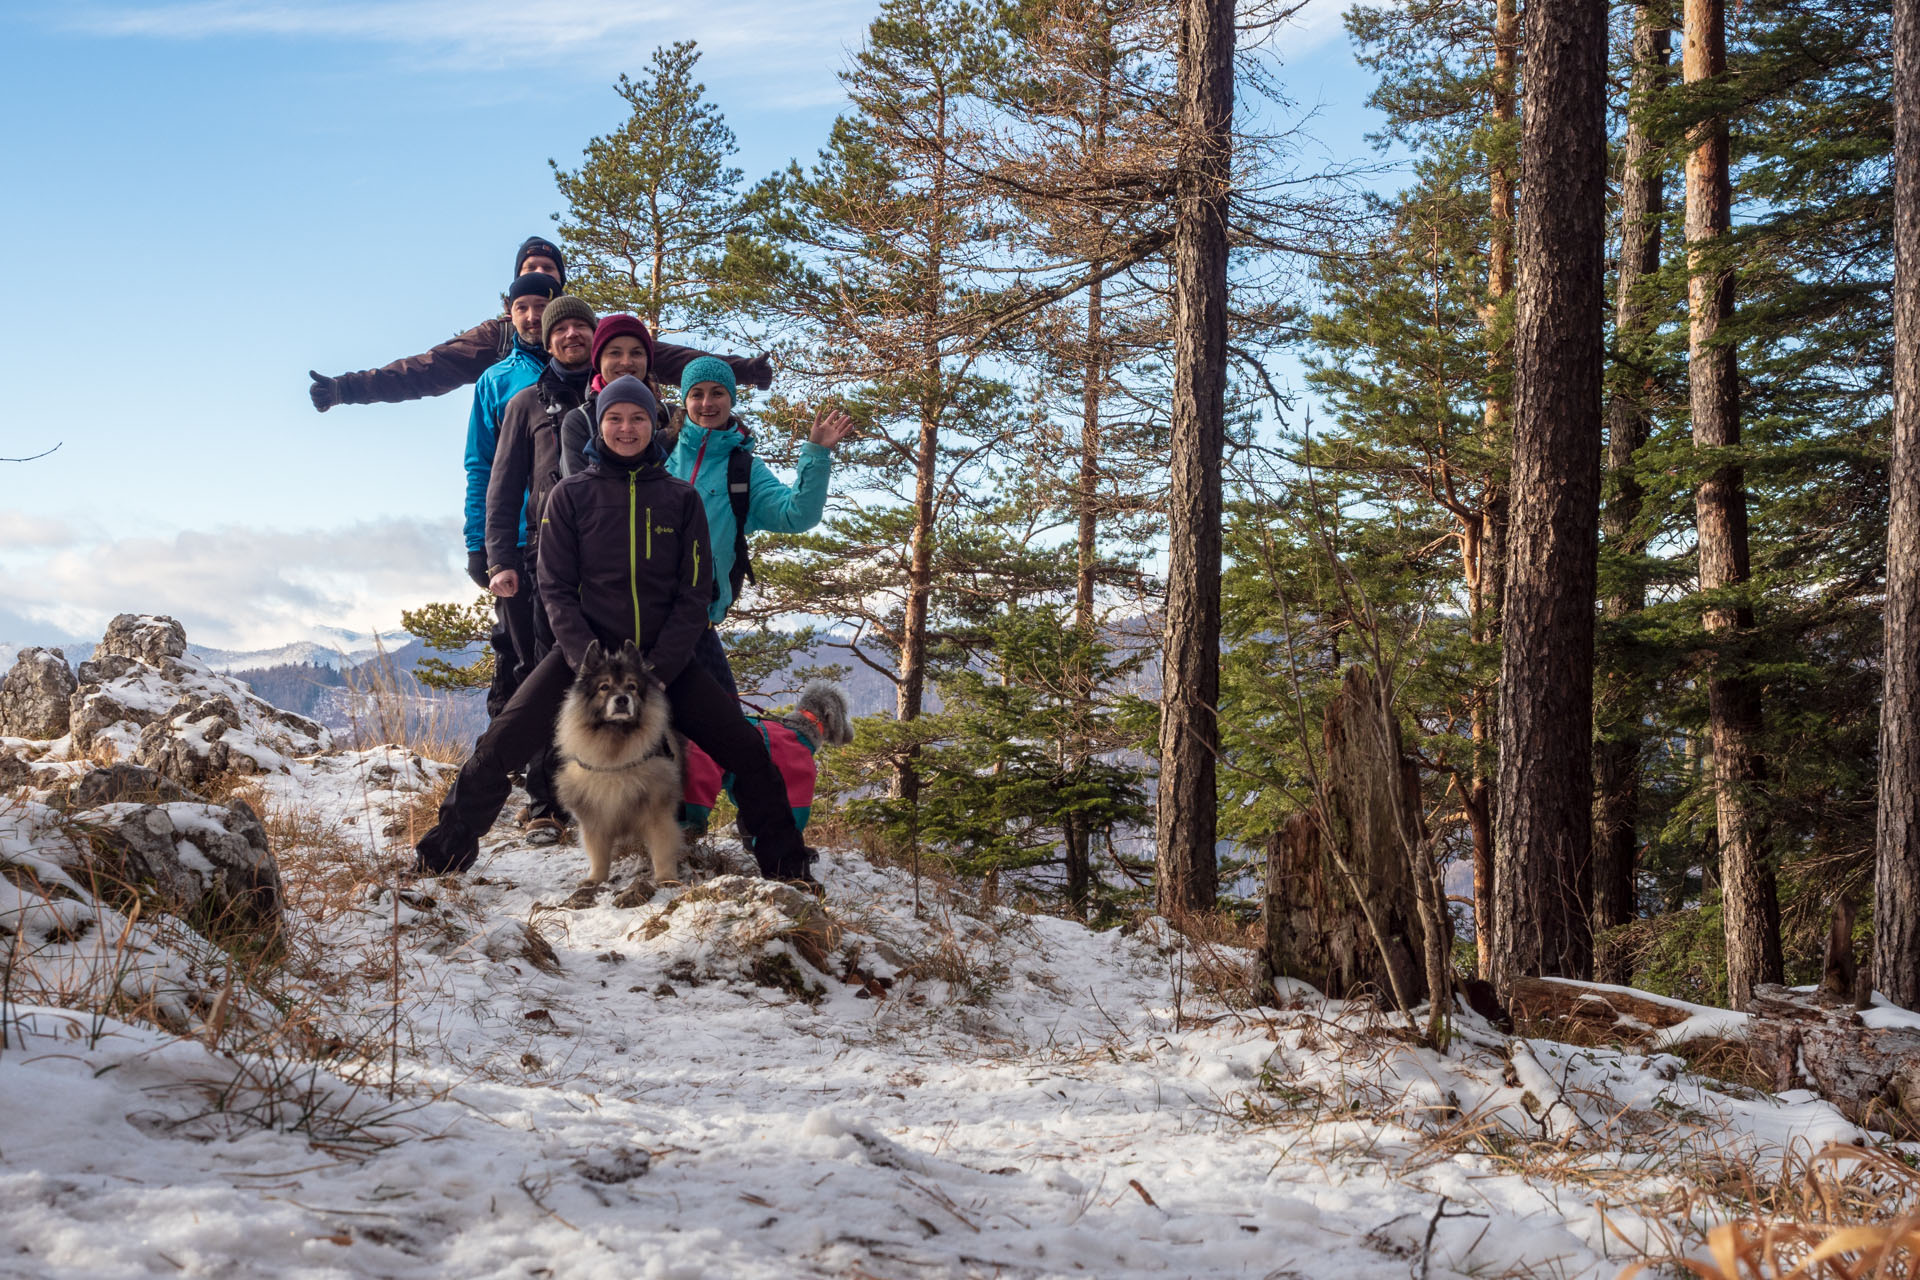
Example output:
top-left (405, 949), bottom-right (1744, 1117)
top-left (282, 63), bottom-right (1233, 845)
top-left (1622, 1146), bottom-right (1920, 1279)
top-left (341, 643), bottom-right (471, 763)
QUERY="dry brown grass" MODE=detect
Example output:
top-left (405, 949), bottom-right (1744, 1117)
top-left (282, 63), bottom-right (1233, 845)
top-left (1155, 906), bottom-right (1264, 1010)
top-left (375, 765), bottom-right (454, 856)
top-left (341, 643), bottom-right (471, 764)
top-left (1621, 1146), bottom-right (1920, 1279)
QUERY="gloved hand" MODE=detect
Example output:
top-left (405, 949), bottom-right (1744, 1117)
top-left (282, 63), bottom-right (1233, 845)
top-left (741, 352), bottom-right (774, 390)
top-left (466, 550), bottom-right (490, 588)
top-left (308, 370), bottom-right (340, 412)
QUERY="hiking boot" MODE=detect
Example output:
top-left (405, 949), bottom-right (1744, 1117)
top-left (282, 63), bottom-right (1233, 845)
top-left (524, 816), bottom-right (566, 847)
top-left (414, 823), bottom-right (479, 876)
top-left (766, 846), bottom-right (824, 896)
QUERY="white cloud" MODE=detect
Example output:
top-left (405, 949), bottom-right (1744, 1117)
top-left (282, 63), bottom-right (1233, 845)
top-left (0, 517), bottom-right (473, 652)
top-left (0, 511), bottom-right (87, 552)
top-left (59, 0), bottom-right (872, 97)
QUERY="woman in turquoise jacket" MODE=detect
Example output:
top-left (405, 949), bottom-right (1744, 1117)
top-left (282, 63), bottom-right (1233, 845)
top-left (667, 356), bottom-right (854, 696)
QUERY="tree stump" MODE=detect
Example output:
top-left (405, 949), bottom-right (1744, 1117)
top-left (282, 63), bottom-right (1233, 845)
top-left (1261, 669), bottom-right (1428, 1008)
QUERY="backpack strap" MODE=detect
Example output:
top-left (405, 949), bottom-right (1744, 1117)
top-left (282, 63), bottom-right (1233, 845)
top-left (726, 444), bottom-right (756, 602)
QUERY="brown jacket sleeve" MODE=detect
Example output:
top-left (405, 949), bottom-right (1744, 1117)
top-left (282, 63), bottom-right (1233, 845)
top-left (651, 340), bottom-right (772, 391)
top-left (330, 316), bottom-right (509, 405)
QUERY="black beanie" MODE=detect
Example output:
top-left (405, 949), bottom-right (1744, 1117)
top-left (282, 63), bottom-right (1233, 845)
top-left (515, 236), bottom-right (566, 284)
top-left (506, 272), bottom-right (561, 304)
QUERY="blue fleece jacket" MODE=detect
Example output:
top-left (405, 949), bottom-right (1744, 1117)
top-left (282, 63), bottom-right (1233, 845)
top-left (463, 334), bottom-right (545, 553)
top-left (666, 418), bottom-right (832, 623)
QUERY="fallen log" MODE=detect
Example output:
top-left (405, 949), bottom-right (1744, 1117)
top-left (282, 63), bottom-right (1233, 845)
top-left (1746, 984), bottom-right (1920, 1133)
top-left (1508, 976), bottom-right (1727, 1044)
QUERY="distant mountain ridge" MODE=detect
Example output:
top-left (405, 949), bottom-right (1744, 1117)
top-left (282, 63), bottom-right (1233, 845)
top-left (191, 629), bottom-right (413, 674)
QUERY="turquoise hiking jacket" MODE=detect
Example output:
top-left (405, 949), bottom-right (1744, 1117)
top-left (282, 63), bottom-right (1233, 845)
top-left (667, 418), bottom-right (831, 623)
top-left (462, 335), bottom-right (545, 553)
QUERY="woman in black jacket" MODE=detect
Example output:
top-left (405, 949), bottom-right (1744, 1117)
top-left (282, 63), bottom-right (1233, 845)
top-left (414, 376), bottom-right (815, 884)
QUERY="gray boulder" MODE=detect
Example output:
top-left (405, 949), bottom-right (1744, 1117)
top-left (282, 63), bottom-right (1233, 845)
top-left (71, 798), bottom-right (282, 934)
top-left (64, 620), bottom-right (330, 779)
top-left (76, 653), bottom-right (140, 686)
top-left (98, 614), bottom-right (188, 667)
top-left (0, 647), bottom-right (78, 740)
top-left (66, 762), bottom-right (200, 809)
top-left (69, 682), bottom-right (168, 754)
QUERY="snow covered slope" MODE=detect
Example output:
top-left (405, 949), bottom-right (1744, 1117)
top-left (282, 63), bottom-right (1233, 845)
top-left (0, 745), bottom-right (1878, 1280)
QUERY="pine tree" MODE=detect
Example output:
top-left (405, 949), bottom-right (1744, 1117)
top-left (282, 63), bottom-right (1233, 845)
top-left (1345, 0), bottom-right (1520, 971)
top-left (1594, 1), bottom-right (1673, 963)
top-left (1877, 0), bottom-right (1920, 1009)
top-left (1156, 0), bottom-right (1236, 916)
top-left (550, 41), bottom-right (744, 334)
top-left (1684, 0), bottom-right (1783, 1009)
top-left (721, 0), bottom-right (1014, 813)
top-left (1492, 0), bottom-right (1609, 996)
top-left (987, 0), bottom-right (1175, 912)
top-left (399, 598), bottom-right (493, 691)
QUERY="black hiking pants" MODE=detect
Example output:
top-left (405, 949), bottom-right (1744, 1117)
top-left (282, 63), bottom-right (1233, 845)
top-left (485, 580), bottom-right (560, 820)
top-left (690, 626), bottom-right (739, 699)
top-left (485, 582), bottom-right (539, 716)
top-left (519, 589), bottom-right (560, 822)
top-left (415, 649), bottom-right (809, 878)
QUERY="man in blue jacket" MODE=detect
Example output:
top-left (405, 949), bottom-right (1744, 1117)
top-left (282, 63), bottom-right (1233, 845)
top-left (466, 273), bottom-right (564, 714)
top-left (667, 356), bottom-right (854, 696)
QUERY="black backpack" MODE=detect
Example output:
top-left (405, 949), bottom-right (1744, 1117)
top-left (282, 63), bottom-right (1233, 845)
top-left (726, 444), bottom-right (756, 603)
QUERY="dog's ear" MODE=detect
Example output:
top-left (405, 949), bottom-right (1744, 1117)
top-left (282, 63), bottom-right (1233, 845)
top-left (582, 640), bottom-right (604, 670)
top-left (621, 639), bottom-right (641, 660)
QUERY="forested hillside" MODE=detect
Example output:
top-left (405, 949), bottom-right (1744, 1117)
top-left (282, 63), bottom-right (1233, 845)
top-left (390, 0), bottom-right (1918, 1012)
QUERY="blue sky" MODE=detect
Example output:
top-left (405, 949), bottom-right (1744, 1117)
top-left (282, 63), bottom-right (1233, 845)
top-left (0, 0), bottom-right (1385, 653)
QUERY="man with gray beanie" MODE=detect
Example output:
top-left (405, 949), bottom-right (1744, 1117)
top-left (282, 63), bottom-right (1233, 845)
top-left (465, 274), bottom-right (562, 715)
top-left (480, 294), bottom-right (598, 837)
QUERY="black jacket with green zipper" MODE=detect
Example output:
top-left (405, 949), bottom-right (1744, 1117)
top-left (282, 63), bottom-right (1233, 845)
top-left (537, 448), bottom-right (713, 684)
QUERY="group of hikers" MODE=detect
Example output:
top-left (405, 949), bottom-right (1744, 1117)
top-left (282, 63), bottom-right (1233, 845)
top-left (308, 236), bottom-right (853, 886)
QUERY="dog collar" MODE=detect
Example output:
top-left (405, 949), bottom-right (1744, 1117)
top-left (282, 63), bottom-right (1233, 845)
top-left (795, 708), bottom-right (826, 748)
top-left (564, 739), bottom-right (676, 772)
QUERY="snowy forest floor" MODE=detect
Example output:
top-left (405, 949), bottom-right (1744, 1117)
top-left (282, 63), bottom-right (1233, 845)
top-left (0, 746), bottom-right (1901, 1280)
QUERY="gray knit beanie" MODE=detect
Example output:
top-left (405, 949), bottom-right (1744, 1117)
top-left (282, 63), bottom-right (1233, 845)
top-left (540, 295), bottom-right (597, 349)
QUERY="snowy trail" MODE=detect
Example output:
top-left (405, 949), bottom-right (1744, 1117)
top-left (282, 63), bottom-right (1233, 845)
top-left (0, 749), bottom-right (1869, 1279)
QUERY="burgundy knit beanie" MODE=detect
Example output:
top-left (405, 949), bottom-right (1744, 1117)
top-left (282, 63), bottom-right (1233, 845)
top-left (591, 314), bottom-right (657, 381)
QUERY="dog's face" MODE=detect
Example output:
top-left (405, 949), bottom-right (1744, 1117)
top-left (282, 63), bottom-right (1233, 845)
top-left (574, 640), bottom-right (660, 726)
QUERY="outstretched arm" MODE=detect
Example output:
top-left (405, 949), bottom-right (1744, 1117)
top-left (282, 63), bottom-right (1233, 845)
top-left (314, 316), bottom-right (508, 409)
top-left (744, 406), bottom-right (852, 534)
top-left (651, 340), bottom-right (773, 392)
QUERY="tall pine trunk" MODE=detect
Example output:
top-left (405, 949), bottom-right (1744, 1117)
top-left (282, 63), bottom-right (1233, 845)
top-left (1594, 5), bottom-right (1670, 963)
top-left (1156, 0), bottom-right (1235, 915)
top-left (1491, 0), bottom-right (1608, 997)
top-left (1685, 0), bottom-right (1782, 1009)
top-left (1066, 271), bottom-right (1105, 918)
top-left (1877, 0), bottom-right (1920, 1010)
top-left (1470, 0), bottom-right (1520, 978)
top-left (893, 86), bottom-right (954, 805)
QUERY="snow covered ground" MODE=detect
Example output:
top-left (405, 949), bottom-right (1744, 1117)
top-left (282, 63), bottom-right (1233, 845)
top-left (0, 747), bottom-right (1884, 1279)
